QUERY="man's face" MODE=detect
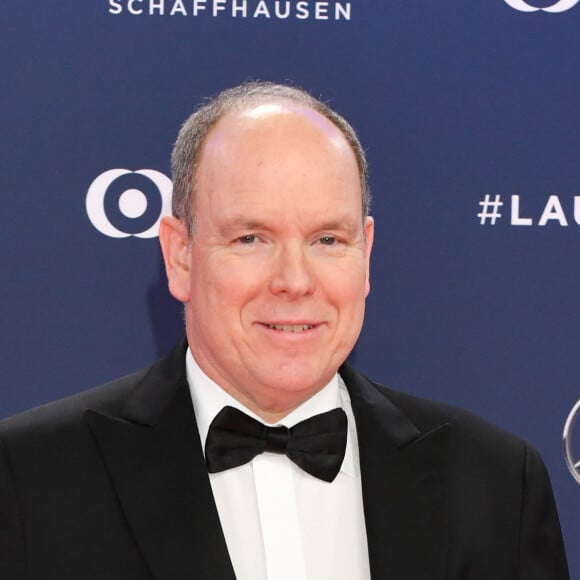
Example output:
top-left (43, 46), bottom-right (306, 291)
top-left (162, 102), bottom-right (373, 420)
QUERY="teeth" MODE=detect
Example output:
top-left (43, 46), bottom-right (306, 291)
top-left (267, 324), bottom-right (314, 332)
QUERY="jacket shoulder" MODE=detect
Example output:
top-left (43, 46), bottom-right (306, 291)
top-left (0, 366), bottom-right (151, 439)
top-left (367, 376), bottom-right (530, 459)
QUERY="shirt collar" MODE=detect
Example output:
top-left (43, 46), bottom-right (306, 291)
top-left (185, 348), bottom-right (356, 478)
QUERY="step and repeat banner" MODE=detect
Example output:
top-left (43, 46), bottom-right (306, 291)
top-left (2, 0), bottom-right (579, 574)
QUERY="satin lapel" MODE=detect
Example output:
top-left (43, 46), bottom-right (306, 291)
top-left (85, 343), bottom-right (236, 580)
top-left (341, 364), bottom-right (448, 580)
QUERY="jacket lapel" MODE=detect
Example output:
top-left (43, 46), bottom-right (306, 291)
top-left (85, 342), bottom-right (236, 580)
top-left (341, 363), bottom-right (449, 580)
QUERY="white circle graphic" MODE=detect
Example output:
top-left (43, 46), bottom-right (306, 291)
top-left (563, 399), bottom-right (580, 485)
top-left (504, 0), bottom-right (579, 11)
top-left (133, 169), bottom-right (173, 239)
top-left (504, 0), bottom-right (540, 11)
top-left (543, 0), bottom-right (580, 12)
top-left (119, 189), bottom-right (148, 218)
top-left (86, 168), bottom-right (172, 238)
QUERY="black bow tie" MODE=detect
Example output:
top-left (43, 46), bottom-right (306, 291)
top-left (205, 406), bottom-right (347, 482)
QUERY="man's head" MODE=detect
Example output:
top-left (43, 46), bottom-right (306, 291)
top-left (160, 82), bottom-right (374, 422)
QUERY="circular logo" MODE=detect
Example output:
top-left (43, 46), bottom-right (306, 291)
top-left (504, 0), bottom-right (580, 12)
top-left (563, 399), bottom-right (580, 484)
top-left (86, 169), bottom-right (172, 238)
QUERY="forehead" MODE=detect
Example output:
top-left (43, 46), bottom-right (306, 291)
top-left (199, 99), bottom-right (354, 166)
top-left (192, 99), bottom-right (363, 225)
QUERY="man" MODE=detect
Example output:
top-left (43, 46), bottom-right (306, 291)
top-left (0, 82), bottom-right (569, 579)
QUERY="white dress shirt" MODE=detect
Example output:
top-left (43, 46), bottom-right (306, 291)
top-left (186, 349), bottom-right (371, 580)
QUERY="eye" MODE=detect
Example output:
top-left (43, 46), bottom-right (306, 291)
top-left (319, 235), bottom-right (337, 246)
top-left (237, 234), bottom-right (258, 244)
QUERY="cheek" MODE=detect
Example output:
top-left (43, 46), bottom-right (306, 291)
top-left (197, 260), bottom-right (264, 320)
top-left (323, 261), bottom-right (368, 305)
top-left (327, 280), bottom-right (368, 342)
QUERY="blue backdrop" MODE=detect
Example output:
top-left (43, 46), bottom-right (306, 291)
top-left (2, 0), bottom-right (579, 575)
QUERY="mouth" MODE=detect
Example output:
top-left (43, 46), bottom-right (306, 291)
top-left (264, 323), bottom-right (316, 332)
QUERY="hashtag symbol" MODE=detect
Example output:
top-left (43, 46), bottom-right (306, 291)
top-left (477, 194), bottom-right (503, 225)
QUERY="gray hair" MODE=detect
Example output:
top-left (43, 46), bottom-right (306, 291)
top-left (171, 81), bottom-right (370, 235)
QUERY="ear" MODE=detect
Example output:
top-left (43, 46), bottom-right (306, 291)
top-left (158, 216), bottom-right (191, 303)
top-left (363, 216), bottom-right (374, 297)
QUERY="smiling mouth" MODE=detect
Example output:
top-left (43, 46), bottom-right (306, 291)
top-left (265, 323), bottom-right (315, 332)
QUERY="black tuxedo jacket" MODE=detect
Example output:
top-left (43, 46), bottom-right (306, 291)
top-left (0, 341), bottom-right (569, 579)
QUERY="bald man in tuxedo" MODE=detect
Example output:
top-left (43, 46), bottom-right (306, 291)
top-left (0, 82), bottom-right (569, 579)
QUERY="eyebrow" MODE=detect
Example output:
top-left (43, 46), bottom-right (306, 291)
top-left (213, 218), bottom-right (272, 240)
top-left (218, 218), bottom-right (271, 234)
top-left (216, 213), bottom-right (362, 238)
top-left (316, 219), bottom-right (358, 231)
top-left (311, 217), bottom-right (363, 238)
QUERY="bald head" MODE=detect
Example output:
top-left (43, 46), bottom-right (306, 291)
top-left (171, 82), bottom-right (370, 234)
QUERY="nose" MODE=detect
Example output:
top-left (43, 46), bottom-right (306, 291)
top-left (269, 242), bottom-right (315, 298)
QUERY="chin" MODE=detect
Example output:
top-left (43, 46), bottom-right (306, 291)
top-left (257, 387), bottom-right (319, 418)
top-left (264, 367), bottom-right (331, 398)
